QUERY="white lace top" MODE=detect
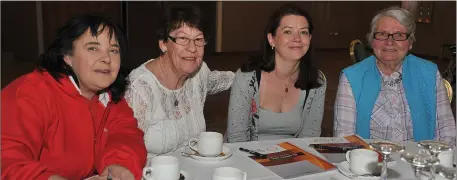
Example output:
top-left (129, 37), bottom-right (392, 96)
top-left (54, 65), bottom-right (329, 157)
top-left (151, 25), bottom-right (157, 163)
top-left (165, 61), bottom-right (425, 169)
top-left (125, 59), bottom-right (235, 156)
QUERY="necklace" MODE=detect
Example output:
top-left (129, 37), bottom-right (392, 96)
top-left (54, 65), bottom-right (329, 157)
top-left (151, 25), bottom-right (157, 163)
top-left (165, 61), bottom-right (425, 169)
top-left (273, 71), bottom-right (294, 93)
top-left (376, 60), bottom-right (403, 87)
top-left (159, 57), bottom-right (180, 107)
top-left (381, 72), bottom-right (402, 87)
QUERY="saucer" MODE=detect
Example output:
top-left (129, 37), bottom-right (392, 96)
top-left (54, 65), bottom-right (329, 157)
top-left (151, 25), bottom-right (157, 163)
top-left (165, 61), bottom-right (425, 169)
top-left (184, 145), bottom-right (232, 162)
top-left (142, 170), bottom-right (191, 180)
top-left (421, 166), bottom-right (456, 180)
top-left (420, 172), bottom-right (450, 180)
top-left (180, 170), bottom-right (192, 180)
top-left (337, 161), bottom-right (382, 180)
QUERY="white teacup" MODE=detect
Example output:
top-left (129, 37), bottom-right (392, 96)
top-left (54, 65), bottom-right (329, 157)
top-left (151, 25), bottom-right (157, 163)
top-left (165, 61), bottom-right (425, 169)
top-left (437, 149), bottom-right (455, 168)
top-left (143, 156), bottom-right (180, 180)
top-left (212, 167), bottom-right (247, 180)
top-left (346, 149), bottom-right (379, 175)
top-left (189, 131), bottom-right (223, 157)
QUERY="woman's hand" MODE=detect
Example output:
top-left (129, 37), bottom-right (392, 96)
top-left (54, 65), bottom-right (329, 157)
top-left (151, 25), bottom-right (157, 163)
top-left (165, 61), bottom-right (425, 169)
top-left (48, 175), bottom-right (68, 180)
top-left (98, 164), bottom-right (135, 180)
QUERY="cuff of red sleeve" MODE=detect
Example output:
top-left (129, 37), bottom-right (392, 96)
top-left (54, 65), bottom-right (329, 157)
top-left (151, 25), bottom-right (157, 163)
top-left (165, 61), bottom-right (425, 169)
top-left (98, 152), bottom-right (143, 180)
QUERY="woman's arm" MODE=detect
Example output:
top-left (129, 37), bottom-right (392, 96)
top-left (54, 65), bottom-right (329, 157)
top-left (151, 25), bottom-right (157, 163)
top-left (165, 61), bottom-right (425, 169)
top-left (333, 73), bottom-right (357, 137)
top-left (226, 70), bottom-right (253, 142)
top-left (125, 79), bottom-right (154, 133)
top-left (434, 71), bottom-right (456, 146)
top-left (297, 71), bottom-right (327, 137)
top-left (96, 99), bottom-right (147, 180)
top-left (1, 86), bottom-right (59, 180)
top-left (125, 79), bottom-right (170, 156)
top-left (201, 62), bottom-right (235, 95)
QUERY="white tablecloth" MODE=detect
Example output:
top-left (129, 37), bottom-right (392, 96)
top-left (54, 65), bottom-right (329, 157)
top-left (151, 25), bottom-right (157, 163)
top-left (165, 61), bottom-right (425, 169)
top-left (147, 137), bottom-right (430, 180)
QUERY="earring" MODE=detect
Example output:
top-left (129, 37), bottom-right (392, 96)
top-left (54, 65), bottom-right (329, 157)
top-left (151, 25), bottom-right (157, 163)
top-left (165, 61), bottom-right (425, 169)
top-left (271, 46), bottom-right (275, 50)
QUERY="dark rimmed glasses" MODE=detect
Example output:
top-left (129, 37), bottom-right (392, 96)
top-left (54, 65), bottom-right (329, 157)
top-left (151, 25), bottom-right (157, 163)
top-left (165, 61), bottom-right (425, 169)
top-left (373, 32), bottom-right (410, 41)
top-left (168, 35), bottom-right (207, 47)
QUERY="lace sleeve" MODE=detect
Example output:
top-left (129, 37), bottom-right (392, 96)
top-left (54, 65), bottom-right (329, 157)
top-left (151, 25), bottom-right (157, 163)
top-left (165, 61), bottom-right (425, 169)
top-left (125, 79), bottom-right (155, 134)
top-left (203, 64), bottom-right (235, 95)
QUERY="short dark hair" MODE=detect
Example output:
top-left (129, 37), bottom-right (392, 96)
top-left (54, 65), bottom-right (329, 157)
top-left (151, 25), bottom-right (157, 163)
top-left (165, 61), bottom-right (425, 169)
top-left (241, 4), bottom-right (322, 90)
top-left (157, 4), bottom-right (204, 41)
top-left (37, 14), bottom-right (128, 103)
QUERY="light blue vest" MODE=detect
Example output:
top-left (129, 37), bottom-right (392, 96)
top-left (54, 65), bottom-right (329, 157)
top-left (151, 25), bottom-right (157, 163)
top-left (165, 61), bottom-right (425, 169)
top-left (342, 54), bottom-right (437, 141)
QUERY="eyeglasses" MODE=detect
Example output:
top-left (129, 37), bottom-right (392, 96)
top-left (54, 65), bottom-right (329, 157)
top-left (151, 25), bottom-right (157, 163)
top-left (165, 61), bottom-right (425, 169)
top-left (373, 32), bottom-right (410, 41)
top-left (168, 35), bottom-right (207, 47)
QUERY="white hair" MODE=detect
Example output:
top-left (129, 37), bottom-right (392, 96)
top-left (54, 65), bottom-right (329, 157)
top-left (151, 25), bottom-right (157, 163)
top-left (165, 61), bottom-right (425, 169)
top-left (366, 6), bottom-right (416, 44)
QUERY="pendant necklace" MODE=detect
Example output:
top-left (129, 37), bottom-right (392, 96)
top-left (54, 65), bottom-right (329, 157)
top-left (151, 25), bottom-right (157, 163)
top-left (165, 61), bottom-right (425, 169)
top-left (173, 83), bottom-right (179, 107)
top-left (382, 72), bottom-right (403, 87)
top-left (159, 57), bottom-right (179, 107)
top-left (376, 60), bottom-right (403, 87)
top-left (274, 72), bottom-right (290, 93)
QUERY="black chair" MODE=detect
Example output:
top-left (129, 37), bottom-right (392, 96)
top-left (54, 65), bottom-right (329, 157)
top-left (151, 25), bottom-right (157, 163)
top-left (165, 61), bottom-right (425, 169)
top-left (438, 43), bottom-right (455, 61)
top-left (349, 39), bottom-right (372, 64)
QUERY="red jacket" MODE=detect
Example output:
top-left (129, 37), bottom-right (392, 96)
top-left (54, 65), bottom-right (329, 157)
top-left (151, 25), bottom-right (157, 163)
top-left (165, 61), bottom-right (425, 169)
top-left (1, 70), bottom-right (147, 180)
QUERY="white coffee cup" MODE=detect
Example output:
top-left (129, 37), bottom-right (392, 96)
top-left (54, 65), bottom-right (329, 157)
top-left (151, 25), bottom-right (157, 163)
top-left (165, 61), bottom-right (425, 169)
top-left (143, 156), bottom-right (180, 180)
top-left (438, 149), bottom-right (455, 168)
top-left (212, 167), bottom-right (247, 180)
top-left (346, 149), bottom-right (379, 175)
top-left (188, 131), bottom-right (223, 157)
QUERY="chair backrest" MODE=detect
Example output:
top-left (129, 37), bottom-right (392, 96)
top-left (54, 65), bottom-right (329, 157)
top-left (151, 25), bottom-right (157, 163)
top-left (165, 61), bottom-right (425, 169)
top-left (349, 39), bottom-right (371, 64)
top-left (451, 45), bottom-right (456, 57)
top-left (319, 70), bottom-right (326, 83)
top-left (443, 78), bottom-right (453, 103)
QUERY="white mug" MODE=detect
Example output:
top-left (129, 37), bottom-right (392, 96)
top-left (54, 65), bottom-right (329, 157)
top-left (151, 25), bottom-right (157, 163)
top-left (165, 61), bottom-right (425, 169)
top-left (188, 131), bottom-right (223, 157)
top-left (346, 149), bottom-right (379, 175)
top-left (437, 149), bottom-right (455, 168)
top-left (212, 167), bottom-right (247, 180)
top-left (143, 156), bottom-right (180, 180)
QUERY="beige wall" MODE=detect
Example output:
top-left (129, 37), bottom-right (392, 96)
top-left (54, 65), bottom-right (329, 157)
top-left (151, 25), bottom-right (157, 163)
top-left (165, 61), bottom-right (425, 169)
top-left (219, 1), bottom-right (456, 56)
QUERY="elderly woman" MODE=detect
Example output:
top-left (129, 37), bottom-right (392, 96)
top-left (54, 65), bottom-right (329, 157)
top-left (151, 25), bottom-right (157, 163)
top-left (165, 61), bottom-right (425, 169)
top-left (226, 4), bottom-right (327, 142)
top-left (334, 7), bottom-right (456, 145)
top-left (1, 14), bottom-right (147, 180)
top-left (125, 4), bottom-right (234, 156)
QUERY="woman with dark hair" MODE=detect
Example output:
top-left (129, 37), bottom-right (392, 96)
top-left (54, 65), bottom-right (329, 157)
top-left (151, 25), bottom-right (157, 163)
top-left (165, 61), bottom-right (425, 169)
top-left (226, 4), bottom-right (326, 142)
top-left (1, 14), bottom-right (147, 180)
top-left (125, 4), bottom-right (234, 156)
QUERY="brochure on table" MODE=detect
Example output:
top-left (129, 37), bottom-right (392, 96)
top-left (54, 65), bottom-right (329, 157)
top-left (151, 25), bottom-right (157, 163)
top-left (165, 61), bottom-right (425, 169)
top-left (308, 135), bottom-right (374, 163)
top-left (247, 142), bottom-right (336, 179)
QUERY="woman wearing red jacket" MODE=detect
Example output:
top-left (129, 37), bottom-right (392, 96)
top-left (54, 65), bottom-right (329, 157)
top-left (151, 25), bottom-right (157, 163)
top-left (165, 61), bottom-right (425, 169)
top-left (1, 14), bottom-right (147, 180)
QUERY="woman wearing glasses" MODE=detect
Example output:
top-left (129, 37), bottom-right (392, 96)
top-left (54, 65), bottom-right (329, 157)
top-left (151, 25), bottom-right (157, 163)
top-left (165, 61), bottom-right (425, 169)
top-left (125, 4), bottom-right (234, 156)
top-left (334, 7), bottom-right (455, 145)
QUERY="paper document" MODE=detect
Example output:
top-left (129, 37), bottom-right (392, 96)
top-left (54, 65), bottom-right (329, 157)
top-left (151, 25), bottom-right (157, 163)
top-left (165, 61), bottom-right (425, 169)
top-left (248, 142), bottom-right (336, 179)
